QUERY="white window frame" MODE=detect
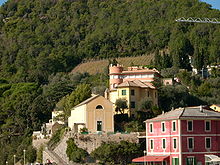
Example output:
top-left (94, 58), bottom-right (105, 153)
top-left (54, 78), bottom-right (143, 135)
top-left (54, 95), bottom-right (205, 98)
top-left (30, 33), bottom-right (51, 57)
top-left (205, 120), bottom-right (211, 132)
top-left (187, 137), bottom-right (194, 150)
top-left (173, 138), bottom-right (177, 150)
top-left (205, 137), bottom-right (211, 149)
top-left (161, 122), bottom-right (166, 133)
top-left (162, 138), bottom-right (166, 150)
top-left (150, 139), bottom-right (154, 150)
top-left (172, 120), bottom-right (176, 132)
top-left (187, 120), bottom-right (193, 132)
top-left (149, 123), bottom-right (153, 133)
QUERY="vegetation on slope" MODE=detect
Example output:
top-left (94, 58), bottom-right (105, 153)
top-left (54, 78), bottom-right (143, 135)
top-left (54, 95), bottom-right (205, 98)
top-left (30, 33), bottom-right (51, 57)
top-left (91, 141), bottom-right (142, 165)
top-left (0, 0), bottom-right (219, 163)
top-left (72, 54), bottom-right (155, 74)
top-left (0, 0), bottom-right (219, 83)
top-left (0, 72), bottom-right (101, 164)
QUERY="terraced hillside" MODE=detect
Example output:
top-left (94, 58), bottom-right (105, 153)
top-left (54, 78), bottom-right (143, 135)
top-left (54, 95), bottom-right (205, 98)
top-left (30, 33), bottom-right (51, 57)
top-left (71, 55), bottom-right (154, 74)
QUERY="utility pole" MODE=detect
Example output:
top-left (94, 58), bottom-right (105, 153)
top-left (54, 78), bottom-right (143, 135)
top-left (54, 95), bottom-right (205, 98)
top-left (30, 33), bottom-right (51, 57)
top-left (13, 155), bottom-right (16, 165)
top-left (23, 149), bottom-right (26, 165)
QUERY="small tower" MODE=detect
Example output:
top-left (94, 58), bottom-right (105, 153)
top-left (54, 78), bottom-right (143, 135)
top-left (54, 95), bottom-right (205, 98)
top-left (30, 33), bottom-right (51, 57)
top-left (109, 64), bottom-right (123, 90)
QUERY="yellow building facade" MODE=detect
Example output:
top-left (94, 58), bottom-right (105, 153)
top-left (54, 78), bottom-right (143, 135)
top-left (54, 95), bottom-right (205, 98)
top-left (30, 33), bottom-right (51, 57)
top-left (107, 64), bottom-right (159, 116)
top-left (210, 104), bottom-right (220, 112)
top-left (68, 95), bottom-right (114, 133)
top-left (109, 80), bottom-right (158, 116)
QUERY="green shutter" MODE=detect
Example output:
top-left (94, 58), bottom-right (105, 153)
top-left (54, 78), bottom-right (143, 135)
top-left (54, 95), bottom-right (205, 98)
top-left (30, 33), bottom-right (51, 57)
top-left (173, 158), bottom-right (179, 165)
top-left (186, 158), bottom-right (189, 165)
top-left (176, 158), bottom-right (179, 165)
top-left (194, 157), bottom-right (196, 165)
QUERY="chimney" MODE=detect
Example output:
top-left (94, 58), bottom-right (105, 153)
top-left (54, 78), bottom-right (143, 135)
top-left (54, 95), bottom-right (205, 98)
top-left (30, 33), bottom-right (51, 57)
top-left (200, 105), bottom-right (203, 112)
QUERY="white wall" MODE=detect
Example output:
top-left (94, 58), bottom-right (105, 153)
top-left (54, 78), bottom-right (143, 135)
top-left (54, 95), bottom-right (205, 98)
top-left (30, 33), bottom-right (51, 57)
top-left (68, 105), bottom-right (86, 130)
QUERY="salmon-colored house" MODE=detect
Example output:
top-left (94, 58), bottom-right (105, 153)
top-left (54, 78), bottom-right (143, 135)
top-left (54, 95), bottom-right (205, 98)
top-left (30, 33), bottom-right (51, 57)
top-left (133, 106), bottom-right (220, 165)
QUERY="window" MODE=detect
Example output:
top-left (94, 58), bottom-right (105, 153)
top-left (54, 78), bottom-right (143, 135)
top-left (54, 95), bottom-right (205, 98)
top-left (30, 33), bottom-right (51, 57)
top-left (96, 105), bottom-right (103, 109)
top-left (130, 101), bottom-right (135, 108)
top-left (205, 137), bottom-right (211, 149)
top-left (205, 121), bottom-right (211, 131)
top-left (155, 92), bottom-right (157, 98)
top-left (161, 122), bottom-right (165, 132)
top-left (150, 139), bottom-right (154, 149)
top-left (131, 89), bottom-right (135, 96)
top-left (148, 91), bottom-right (150, 97)
top-left (188, 137), bottom-right (194, 149)
top-left (186, 157), bottom-right (195, 165)
top-left (172, 121), bottom-right (176, 132)
top-left (172, 158), bottom-right (179, 165)
top-left (162, 138), bottom-right (166, 149)
top-left (173, 138), bottom-right (177, 149)
top-left (187, 121), bottom-right (193, 132)
top-left (122, 90), bottom-right (126, 95)
top-left (149, 123), bottom-right (153, 133)
top-left (163, 161), bottom-right (167, 165)
top-left (97, 121), bottom-right (102, 131)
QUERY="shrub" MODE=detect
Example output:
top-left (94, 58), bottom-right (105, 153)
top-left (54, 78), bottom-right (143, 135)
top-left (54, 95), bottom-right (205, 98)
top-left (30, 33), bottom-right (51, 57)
top-left (91, 141), bottom-right (142, 165)
top-left (66, 138), bottom-right (88, 163)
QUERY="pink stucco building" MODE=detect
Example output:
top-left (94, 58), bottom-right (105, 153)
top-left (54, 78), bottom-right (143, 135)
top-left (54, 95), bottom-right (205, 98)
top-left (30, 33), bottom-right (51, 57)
top-left (133, 106), bottom-right (220, 165)
top-left (109, 64), bottom-right (160, 90)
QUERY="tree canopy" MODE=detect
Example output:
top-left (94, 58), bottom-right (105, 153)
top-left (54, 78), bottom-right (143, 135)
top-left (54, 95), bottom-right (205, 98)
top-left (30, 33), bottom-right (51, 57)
top-left (0, 0), bottom-right (220, 82)
top-left (0, 0), bottom-right (219, 163)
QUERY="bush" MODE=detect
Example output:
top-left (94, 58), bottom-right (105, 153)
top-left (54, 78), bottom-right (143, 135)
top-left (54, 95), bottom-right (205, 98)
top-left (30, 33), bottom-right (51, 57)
top-left (124, 121), bottom-right (144, 133)
top-left (91, 141), bottom-right (142, 165)
top-left (66, 138), bottom-right (88, 163)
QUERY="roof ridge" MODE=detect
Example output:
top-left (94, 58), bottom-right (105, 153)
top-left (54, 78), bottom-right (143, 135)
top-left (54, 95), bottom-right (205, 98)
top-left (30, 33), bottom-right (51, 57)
top-left (179, 107), bottom-right (185, 118)
top-left (74, 94), bottom-right (99, 108)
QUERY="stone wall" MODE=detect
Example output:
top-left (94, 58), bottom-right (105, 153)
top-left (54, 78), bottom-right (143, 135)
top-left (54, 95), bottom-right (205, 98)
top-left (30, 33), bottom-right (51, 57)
top-left (42, 132), bottom-right (139, 164)
top-left (70, 132), bottom-right (139, 153)
top-left (33, 138), bottom-right (49, 149)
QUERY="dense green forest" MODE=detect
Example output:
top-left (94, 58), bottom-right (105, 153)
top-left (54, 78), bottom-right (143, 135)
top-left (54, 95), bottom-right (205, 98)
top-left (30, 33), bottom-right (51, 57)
top-left (0, 0), bottom-right (220, 83)
top-left (0, 0), bottom-right (220, 164)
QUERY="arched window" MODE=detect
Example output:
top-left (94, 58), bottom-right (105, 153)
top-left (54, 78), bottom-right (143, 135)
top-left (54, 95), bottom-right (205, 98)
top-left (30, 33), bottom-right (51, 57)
top-left (96, 105), bottom-right (104, 109)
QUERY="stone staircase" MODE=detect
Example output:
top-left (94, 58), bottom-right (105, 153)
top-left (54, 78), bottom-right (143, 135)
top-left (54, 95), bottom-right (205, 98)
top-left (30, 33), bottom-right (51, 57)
top-left (53, 136), bottom-right (69, 163)
top-left (43, 147), bottom-right (68, 165)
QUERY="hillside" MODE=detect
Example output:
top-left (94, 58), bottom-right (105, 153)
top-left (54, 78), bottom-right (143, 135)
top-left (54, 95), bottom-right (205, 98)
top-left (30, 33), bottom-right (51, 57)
top-left (0, 0), bottom-right (219, 83)
top-left (72, 54), bottom-right (154, 74)
top-left (0, 0), bottom-right (220, 164)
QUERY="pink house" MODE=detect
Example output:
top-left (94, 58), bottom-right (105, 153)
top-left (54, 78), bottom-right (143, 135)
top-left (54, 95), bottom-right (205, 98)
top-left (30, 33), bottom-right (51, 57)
top-left (133, 106), bottom-right (220, 165)
top-left (109, 64), bottom-right (161, 90)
